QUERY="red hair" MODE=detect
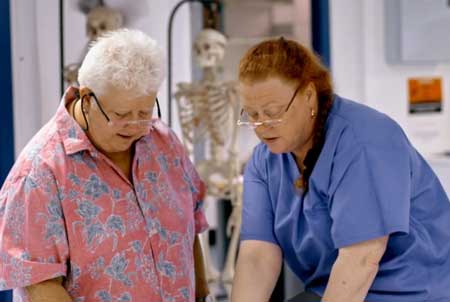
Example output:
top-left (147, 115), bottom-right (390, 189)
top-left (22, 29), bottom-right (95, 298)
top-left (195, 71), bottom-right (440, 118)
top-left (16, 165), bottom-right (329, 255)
top-left (239, 37), bottom-right (334, 191)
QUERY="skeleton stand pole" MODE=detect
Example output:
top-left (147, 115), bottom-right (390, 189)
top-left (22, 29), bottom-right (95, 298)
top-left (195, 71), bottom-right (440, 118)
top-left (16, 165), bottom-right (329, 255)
top-left (167, 0), bottom-right (220, 127)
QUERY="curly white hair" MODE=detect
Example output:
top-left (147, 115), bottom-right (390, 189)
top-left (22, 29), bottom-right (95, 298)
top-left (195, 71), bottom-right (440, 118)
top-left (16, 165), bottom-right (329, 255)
top-left (78, 28), bottom-right (165, 98)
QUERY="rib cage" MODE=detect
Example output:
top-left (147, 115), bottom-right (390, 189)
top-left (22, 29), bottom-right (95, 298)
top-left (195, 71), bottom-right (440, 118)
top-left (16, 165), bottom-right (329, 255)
top-left (174, 81), bottom-right (239, 160)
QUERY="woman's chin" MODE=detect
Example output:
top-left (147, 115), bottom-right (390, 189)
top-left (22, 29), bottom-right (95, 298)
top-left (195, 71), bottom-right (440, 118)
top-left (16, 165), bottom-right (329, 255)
top-left (103, 140), bottom-right (134, 154)
top-left (265, 140), bottom-right (287, 154)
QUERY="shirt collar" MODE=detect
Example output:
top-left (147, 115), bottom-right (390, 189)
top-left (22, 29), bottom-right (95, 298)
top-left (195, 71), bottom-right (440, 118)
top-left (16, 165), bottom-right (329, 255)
top-left (55, 86), bottom-right (97, 156)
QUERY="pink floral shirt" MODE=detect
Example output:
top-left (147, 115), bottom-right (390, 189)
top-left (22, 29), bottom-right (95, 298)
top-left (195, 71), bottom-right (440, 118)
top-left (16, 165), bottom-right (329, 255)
top-left (0, 87), bottom-right (208, 302)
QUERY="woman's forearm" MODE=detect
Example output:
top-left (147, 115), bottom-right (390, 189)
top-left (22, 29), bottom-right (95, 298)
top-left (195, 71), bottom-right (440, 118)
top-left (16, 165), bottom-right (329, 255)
top-left (26, 277), bottom-right (72, 302)
top-left (231, 256), bottom-right (280, 301)
top-left (194, 235), bottom-right (210, 299)
top-left (322, 237), bottom-right (388, 302)
top-left (322, 254), bottom-right (379, 302)
top-left (231, 242), bottom-right (282, 302)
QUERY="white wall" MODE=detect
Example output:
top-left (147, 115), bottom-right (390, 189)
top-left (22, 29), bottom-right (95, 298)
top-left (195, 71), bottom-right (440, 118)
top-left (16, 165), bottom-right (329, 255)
top-left (10, 0), bottom-right (43, 157)
top-left (330, 0), bottom-right (450, 156)
top-left (329, 0), bottom-right (365, 103)
top-left (10, 0), bottom-right (193, 156)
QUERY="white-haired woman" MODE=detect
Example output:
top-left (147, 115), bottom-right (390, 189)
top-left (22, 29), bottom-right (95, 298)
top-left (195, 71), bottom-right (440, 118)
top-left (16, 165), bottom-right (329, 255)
top-left (0, 29), bottom-right (210, 302)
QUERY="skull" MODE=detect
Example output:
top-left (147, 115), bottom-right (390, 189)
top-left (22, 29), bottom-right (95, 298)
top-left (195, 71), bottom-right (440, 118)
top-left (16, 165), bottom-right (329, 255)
top-left (86, 6), bottom-right (124, 41)
top-left (63, 63), bottom-right (81, 86)
top-left (78, 0), bottom-right (104, 15)
top-left (194, 29), bottom-right (227, 68)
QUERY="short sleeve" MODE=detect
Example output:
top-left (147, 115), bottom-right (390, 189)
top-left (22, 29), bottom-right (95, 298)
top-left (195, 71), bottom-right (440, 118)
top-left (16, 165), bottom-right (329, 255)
top-left (329, 136), bottom-right (411, 248)
top-left (240, 147), bottom-right (279, 245)
top-left (0, 163), bottom-right (69, 290)
top-left (169, 130), bottom-right (208, 234)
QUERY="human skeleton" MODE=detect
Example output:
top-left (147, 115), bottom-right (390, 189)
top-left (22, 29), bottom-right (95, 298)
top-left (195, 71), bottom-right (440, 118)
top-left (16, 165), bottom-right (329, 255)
top-left (174, 29), bottom-right (242, 298)
top-left (64, 3), bottom-right (124, 86)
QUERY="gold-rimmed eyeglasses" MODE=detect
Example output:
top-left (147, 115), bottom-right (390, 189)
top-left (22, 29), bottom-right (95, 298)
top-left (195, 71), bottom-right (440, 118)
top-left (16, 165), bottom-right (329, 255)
top-left (237, 84), bottom-right (302, 129)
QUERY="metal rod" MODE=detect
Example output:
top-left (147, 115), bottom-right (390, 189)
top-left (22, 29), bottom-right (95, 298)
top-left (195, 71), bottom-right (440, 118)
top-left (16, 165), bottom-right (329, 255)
top-left (59, 0), bottom-right (65, 96)
top-left (167, 0), bottom-right (218, 127)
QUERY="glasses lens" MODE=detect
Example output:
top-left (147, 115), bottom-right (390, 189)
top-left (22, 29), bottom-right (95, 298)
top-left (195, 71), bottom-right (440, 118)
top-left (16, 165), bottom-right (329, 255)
top-left (238, 107), bottom-right (286, 128)
top-left (237, 111), bottom-right (256, 128)
top-left (263, 119), bottom-right (283, 127)
top-left (236, 120), bottom-right (254, 128)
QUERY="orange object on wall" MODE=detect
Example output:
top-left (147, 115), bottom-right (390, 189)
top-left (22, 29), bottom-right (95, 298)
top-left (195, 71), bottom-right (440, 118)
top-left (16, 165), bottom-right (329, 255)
top-left (408, 77), bottom-right (442, 113)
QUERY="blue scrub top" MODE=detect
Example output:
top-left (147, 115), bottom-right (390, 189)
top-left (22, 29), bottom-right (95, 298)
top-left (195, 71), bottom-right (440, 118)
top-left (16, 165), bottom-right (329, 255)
top-left (241, 95), bottom-right (450, 302)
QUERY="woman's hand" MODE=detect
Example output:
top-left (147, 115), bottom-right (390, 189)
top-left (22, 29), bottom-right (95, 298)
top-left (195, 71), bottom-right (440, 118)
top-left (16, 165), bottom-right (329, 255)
top-left (26, 277), bottom-right (72, 302)
top-left (322, 236), bottom-right (388, 302)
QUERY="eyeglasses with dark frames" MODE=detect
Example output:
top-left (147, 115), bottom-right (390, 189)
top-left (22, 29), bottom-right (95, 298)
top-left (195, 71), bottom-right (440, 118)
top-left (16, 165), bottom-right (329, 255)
top-left (80, 91), bottom-right (162, 131)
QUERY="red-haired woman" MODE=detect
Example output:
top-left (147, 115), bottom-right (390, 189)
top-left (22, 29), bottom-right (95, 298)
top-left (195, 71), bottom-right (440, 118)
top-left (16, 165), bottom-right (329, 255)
top-left (231, 37), bottom-right (450, 302)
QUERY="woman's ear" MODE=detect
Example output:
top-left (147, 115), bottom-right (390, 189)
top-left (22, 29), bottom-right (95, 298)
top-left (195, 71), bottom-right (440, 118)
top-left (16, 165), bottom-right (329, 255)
top-left (305, 82), bottom-right (316, 103)
top-left (79, 86), bottom-right (92, 113)
top-left (79, 86), bottom-right (91, 97)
